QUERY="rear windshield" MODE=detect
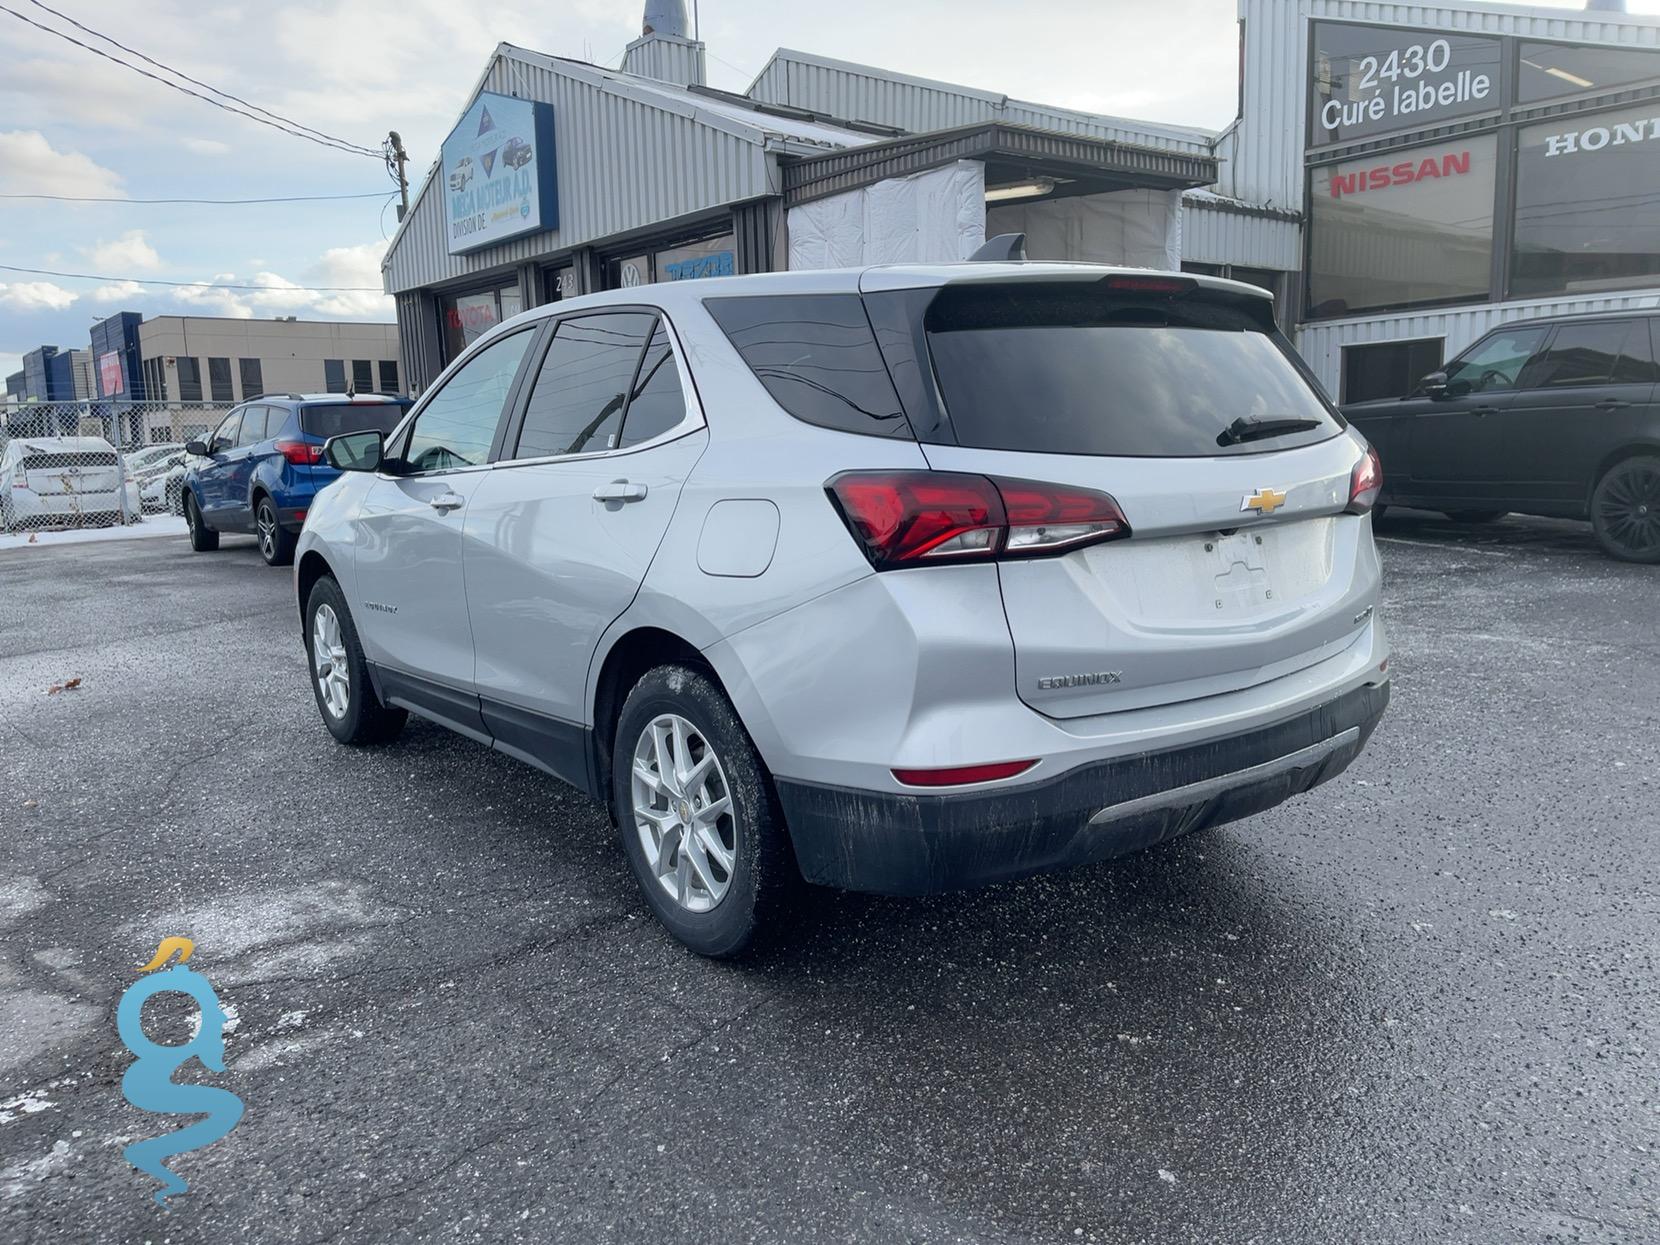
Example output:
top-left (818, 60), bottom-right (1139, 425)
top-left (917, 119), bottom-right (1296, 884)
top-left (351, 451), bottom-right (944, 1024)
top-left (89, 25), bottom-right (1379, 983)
top-left (22, 452), bottom-right (117, 469)
top-left (300, 402), bottom-right (409, 440)
top-left (923, 284), bottom-right (1342, 458)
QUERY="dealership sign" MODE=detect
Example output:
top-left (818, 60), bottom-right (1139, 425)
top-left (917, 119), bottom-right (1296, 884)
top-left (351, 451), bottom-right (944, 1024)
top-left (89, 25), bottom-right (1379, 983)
top-left (1540, 115), bottom-right (1660, 157)
top-left (440, 92), bottom-right (558, 255)
top-left (1312, 25), bottom-right (1503, 147)
top-left (1329, 150), bottom-right (1472, 197)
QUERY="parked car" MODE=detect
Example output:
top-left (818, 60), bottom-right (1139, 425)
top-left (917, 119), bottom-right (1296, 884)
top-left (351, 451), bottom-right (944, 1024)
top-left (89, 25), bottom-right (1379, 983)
top-left (293, 264), bottom-right (1391, 956)
top-left (124, 443), bottom-right (186, 513)
top-left (181, 394), bottom-right (411, 565)
top-left (1343, 310), bottom-right (1660, 563)
top-left (502, 137), bottom-right (533, 169)
top-left (448, 157), bottom-right (473, 192)
top-left (1, 435), bottom-right (138, 529)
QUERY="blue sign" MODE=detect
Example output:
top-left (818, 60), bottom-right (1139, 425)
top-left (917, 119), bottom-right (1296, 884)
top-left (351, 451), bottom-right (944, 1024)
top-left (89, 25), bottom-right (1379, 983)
top-left (441, 92), bottom-right (558, 255)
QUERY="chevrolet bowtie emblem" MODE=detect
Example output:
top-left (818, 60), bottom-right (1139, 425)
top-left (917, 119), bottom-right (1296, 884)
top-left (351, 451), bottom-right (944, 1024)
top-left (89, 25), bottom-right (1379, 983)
top-left (1242, 487), bottom-right (1288, 516)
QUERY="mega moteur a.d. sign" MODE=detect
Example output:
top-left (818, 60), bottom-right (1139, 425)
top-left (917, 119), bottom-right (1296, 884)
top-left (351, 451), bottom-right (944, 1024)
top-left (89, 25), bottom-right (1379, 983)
top-left (440, 91), bottom-right (559, 255)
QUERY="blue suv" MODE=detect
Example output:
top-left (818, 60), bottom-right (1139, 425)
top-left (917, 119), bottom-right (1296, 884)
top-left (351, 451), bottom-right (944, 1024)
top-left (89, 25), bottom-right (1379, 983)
top-left (183, 394), bottom-right (411, 565)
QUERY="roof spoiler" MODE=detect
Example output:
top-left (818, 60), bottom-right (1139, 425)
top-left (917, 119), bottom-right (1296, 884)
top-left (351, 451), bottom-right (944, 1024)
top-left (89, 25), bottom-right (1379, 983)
top-left (968, 233), bottom-right (1027, 262)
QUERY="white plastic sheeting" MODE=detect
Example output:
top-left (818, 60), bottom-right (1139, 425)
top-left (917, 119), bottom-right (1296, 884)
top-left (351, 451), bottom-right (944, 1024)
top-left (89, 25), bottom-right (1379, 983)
top-left (787, 161), bottom-right (987, 269)
top-left (987, 188), bottom-right (1184, 271)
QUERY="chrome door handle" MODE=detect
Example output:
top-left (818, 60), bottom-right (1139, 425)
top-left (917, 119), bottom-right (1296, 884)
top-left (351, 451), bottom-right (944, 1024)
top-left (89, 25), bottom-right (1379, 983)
top-left (593, 480), bottom-right (648, 503)
top-left (1597, 398), bottom-right (1630, 411)
top-left (428, 491), bottom-right (465, 513)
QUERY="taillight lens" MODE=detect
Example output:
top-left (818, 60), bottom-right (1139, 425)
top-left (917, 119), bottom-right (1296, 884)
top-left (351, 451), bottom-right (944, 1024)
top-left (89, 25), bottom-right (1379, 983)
top-left (1347, 444), bottom-right (1383, 514)
top-left (275, 439), bottom-right (324, 466)
top-left (827, 471), bottom-right (1130, 570)
top-left (892, 759), bottom-right (1037, 787)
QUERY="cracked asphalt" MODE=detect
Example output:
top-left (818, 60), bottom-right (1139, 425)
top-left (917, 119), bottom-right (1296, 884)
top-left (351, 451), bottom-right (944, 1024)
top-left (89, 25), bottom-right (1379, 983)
top-left (0, 511), bottom-right (1655, 1244)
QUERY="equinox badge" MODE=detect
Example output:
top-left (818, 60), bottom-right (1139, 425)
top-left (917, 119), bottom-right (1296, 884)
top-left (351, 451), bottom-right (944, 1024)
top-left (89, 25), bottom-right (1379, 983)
top-left (1241, 486), bottom-right (1288, 516)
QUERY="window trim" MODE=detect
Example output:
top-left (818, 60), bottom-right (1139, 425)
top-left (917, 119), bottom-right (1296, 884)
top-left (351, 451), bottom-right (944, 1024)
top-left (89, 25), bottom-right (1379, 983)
top-left (491, 304), bottom-right (706, 470)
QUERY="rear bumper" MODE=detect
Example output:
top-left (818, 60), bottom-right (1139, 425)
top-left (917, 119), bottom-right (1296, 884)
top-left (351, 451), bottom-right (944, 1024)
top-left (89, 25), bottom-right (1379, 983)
top-left (775, 679), bottom-right (1389, 895)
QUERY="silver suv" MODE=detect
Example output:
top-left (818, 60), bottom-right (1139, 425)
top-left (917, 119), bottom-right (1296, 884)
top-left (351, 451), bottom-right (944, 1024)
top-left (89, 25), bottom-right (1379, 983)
top-left (295, 264), bottom-right (1391, 956)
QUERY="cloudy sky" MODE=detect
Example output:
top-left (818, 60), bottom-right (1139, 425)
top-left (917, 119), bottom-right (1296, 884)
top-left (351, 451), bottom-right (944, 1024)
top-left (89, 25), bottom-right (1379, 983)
top-left (2, 0), bottom-right (1656, 381)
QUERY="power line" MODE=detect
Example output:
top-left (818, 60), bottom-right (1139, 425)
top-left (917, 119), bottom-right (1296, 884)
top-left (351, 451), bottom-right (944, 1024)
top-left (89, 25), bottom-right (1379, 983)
top-left (0, 263), bottom-right (383, 293)
top-left (25, 0), bottom-right (360, 152)
top-left (0, 190), bottom-right (394, 205)
top-left (0, 3), bottom-right (380, 159)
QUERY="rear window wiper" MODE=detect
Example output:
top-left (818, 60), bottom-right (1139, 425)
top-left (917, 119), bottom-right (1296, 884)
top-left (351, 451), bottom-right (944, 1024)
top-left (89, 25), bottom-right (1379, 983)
top-left (1217, 416), bottom-right (1324, 447)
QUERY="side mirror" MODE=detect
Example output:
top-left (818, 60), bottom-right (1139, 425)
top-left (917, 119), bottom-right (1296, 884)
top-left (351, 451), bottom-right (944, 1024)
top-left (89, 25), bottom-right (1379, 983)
top-left (184, 439), bottom-right (209, 457)
top-left (1420, 370), bottom-right (1450, 399)
top-left (323, 430), bottom-right (384, 473)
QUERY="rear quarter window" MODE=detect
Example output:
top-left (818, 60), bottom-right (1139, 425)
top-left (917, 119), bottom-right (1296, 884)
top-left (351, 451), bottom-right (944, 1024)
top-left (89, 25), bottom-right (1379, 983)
top-left (301, 403), bottom-right (411, 440)
top-left (704, 294), bottom-right (912, 438)
top-left (920, 283), bottom-right (1342, 458)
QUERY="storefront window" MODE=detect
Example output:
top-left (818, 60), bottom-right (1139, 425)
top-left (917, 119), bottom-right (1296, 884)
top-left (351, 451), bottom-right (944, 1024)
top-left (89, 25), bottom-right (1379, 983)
top-left (1307, 134), bottom-right (1497, 317)
top-left (1517, 40), bottom-right (1660, 105)
top-left (603, 234), bottom-right (737, 290)
top-left (1311, 22), bottom-right (1502, 148)
top-left (1512, 103), bottom-right (1660, 299)
top-left (439, 282), bottom-right (523, 361)
top-left (1341, 337), bottom-right (1444, 403)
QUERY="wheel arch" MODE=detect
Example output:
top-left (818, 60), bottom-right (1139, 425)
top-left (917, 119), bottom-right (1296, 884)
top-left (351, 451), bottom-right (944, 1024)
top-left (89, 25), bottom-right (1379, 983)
top-left (589, 627), bottom-right (721, 815)
top-left (1588, 441), bottom-right (1660, 507)
top-left (296, 549), bottom-right (335, 626)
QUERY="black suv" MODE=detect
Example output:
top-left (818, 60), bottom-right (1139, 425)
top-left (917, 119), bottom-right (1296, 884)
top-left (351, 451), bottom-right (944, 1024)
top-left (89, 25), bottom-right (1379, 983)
top-left (1343, 311), bottom-right (1660, 563)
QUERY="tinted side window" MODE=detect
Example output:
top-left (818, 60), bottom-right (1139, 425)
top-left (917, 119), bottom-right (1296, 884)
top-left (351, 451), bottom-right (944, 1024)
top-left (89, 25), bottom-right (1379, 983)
top-left (704, 294), bottom-right (910, 438)
top-left (1615, 320), bottom-right (1660, 385)
top-left (514, 313), bottom-right (655, 459)
top-left (209, 410), bottom-right (241, 453)
top-left (237, 407), bottom-right (270, 446)
top-left (404, 330), bottom-right (534, 472)
top-left (1444, 326), bottom-right (1549, 393)
top-left (1522, 322), bottom-right (1629, 389)
top-left (618, 321), bottom-right (688, 448)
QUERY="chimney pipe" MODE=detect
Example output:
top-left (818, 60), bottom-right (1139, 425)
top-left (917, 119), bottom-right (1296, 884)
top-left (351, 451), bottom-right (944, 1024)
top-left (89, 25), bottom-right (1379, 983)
top-left (642, 0), bottom-right (690, 38)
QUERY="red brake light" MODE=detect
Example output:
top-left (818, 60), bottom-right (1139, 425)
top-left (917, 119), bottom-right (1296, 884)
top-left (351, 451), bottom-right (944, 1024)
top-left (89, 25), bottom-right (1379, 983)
top-left (1103, 274), bottom-right (1195, 294)
top-left (892, 759), bottom-right (1037, 787)
top-left (275, 439), bottom-right (323, 466)
top-left (1347, 444), bottom-right (1382, 514)
top-left (827, 471), bottom-right (1130, 570)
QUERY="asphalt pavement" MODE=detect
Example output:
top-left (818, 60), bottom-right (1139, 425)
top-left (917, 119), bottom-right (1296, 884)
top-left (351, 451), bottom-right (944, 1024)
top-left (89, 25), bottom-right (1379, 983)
top-left (0, 512), bottom-right (1654, 1244)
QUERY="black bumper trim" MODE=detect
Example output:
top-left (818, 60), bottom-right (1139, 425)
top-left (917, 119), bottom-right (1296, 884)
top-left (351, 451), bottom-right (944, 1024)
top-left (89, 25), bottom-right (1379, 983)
top-left (775, 680), bottom-right (1390, 896)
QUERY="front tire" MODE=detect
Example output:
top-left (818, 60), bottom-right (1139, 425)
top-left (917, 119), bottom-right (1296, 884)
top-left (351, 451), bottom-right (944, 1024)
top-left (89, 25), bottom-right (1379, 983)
top-left (1591, 456), bottom-right (1660, 564)
top-left (304, 577), bottom-right (407, 745)
top-left (184, 493), bottom-right (219, 551)
top-left (255, 496), bottom-right (296, 566)
top-left (611, 664), bottom-right (795, 958)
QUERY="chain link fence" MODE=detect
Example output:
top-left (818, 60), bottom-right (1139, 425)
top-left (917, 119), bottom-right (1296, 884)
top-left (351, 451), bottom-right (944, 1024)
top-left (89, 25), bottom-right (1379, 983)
top-left (0, 401), bottom-right (234, 534)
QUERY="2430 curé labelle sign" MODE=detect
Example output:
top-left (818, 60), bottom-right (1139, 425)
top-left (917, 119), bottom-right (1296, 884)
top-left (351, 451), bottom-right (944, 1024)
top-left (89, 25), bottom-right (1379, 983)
top-left (1312, 23), bottom-right (1505, 148)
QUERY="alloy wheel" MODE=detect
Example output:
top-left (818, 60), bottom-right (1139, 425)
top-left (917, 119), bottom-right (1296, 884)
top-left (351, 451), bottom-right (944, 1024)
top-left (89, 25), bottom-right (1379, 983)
top-left (257, 503), bottom-right (278, 560)
top-left (1596, 463), bottom-right (1660, 560)
top-left (311, 604), bottom-right (350, 719)
top-left (630, 713), bottom-right (737, 913)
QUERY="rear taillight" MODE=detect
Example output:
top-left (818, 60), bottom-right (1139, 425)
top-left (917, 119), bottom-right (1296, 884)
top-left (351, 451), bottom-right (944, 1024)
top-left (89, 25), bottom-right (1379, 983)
top-left (892, 759), bottom-right (1037, 787)
top-left (275, 439), bottom-right (324, 466)
top-left (11, 466), bottom-right (25, 488)
top-left (1347, 444), bottom-right (1383, 514)
top-left (827, 471), bottom-right (1129, 570)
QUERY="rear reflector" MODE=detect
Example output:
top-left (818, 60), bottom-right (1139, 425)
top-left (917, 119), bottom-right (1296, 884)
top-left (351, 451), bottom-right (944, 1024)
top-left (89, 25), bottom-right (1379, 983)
top-left (1347, 444), bottom-right (1383, 514)
top-left (892, 759), bottom-right (1037, 787)
top-left (275, 439), bottom-right (324, 466)
top-left (827, 471), bottom-right (1129, 570)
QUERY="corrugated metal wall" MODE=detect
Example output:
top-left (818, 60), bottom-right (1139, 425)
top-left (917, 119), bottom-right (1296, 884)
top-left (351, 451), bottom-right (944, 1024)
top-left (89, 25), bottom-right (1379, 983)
top-left (749, 51), bottom-right (1213, 153)
top-left (1182, 200), bottom-right (1300, 268)
top-left (383, 52), bottom-right (772, 295)
top-left (619, 35), bottom-right (705, 86)
top-left (1298, 289), bottom-right (1660, 397)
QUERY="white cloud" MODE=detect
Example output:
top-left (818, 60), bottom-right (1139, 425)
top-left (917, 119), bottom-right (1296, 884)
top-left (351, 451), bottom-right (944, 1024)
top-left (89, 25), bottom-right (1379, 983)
top-left (0, 281), bottom-right (77, 311)
top-left (84, 230), bottom-right (162, 271)
top-left (0, 131), bottom-right (124, 197)
top-left (90, 280), bottom-right (146, 303)
top-left (181, 137), bottom-right (232, 156)
top-left (304, 242), bottom-right (393, 318)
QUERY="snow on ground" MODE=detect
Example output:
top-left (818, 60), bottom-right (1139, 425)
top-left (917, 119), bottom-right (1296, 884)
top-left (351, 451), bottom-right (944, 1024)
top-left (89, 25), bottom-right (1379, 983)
top-left (0, 516), bottom-right (188, 552)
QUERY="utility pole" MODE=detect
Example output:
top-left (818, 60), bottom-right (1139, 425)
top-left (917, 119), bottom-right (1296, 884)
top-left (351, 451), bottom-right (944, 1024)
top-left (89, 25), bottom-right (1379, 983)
top-left (386, 131), bottom-right (410, 221)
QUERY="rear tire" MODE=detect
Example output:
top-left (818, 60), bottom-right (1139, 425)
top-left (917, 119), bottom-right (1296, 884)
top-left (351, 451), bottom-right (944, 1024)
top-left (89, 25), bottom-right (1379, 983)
top-left (611, 664), bottom-right (796, 958)
top-left (1442, 509), bottom-right (1507, 523)
top-left (184, 494), bottom-right (219, 551)
top-left (255, 496), bottom-right (296, 567)
top-left (304, 577), bottom-right (407, 745)
top-left (1591, 456), bottom-right (1660, 564)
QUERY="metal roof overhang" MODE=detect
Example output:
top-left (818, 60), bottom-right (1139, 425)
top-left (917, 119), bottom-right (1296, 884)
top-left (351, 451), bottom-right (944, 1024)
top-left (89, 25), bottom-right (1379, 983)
top-left (780, 122), bottom-right (1218, 208)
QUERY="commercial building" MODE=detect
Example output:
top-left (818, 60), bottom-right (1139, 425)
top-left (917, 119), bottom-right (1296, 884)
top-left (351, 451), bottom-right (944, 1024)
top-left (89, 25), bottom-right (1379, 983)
top-left (15, 345), bottom-right (93, 403)
top-left (89, 311), bottom-right (147, 403)
top-left (130, 315), bottom-right (403, 403)
top-left (382, 0), bottom-right (1660, 403)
